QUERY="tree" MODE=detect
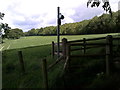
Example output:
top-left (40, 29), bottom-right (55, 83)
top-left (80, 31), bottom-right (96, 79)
top-left (87, 0), bottom-right (112, 16)
top-left (0, 12), bottom-right (11, 43)
top-left (7, 28), bottom-right (24, 39)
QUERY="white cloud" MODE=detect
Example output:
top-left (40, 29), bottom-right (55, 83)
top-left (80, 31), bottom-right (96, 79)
top-left (0, 0), bottom-right (119, 32)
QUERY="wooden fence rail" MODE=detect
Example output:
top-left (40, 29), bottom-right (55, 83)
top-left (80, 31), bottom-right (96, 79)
top-left (51, 35), bottom-right (120, 76)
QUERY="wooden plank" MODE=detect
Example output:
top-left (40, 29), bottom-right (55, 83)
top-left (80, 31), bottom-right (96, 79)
top-left (70, 45), bottom-right (104, 52)
top-left (70, 54), bottom-right (106, 58)
top-left (70, 43), bottom-right (107, 46)
top-left (62, 38), bottom-right (67, 59)
top-left (86, 37), bottom-right (106, 41)
top-left (63, 56), bottom-right (69, 71)
top-left (68, 39), bottom-right (83, 43)
top-left (52, 41), bottom-right (55, 58)
top-left (47, 56), bottom-right (63, 71)
top-left (83, 38), bottom-right (86, 54)
top-left (67, 37), bottom-right (106, 43)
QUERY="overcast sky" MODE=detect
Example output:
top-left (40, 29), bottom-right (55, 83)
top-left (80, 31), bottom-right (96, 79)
top-left (0, 0), bottom-right (119, 32)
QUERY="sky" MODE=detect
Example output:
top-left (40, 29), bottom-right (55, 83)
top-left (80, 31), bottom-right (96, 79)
top-left (0, 0), bottom-right (120, 32)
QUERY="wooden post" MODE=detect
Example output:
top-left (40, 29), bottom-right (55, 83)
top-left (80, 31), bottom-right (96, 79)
top-left (18, 51), bottom-right (25, 73)
top-left (106, 35), bottom-right (113, 76)
top-left (83, 38), bottom-right (86, 54)
top-left (62, 38), bottom-right (67, 59)
top-left (42, 59), bottom-right (48, 90)
top-left (52, 41), bottom-right (55, 58)
top-left (66, 44), bottom-right (71, 71)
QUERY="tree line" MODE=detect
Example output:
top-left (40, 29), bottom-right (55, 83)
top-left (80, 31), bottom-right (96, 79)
top-left (25, 11), bottom-right (120, 36)
top-left (1, 10), bottom-right (120, 40)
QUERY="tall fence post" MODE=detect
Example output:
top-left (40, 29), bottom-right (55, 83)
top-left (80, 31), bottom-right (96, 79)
top-left (42, 59), bottom-right (48, 90)
top-left (66, 44), bottom-right (71, 71)
top-left (83, 38), bottom-right (86, 54)
top-left (106, 35), bottom-right (113, 76)
top-left (52, 41), bottom-right (55, 58)
top-left (18, 51), bottom-right (25, 73)
top-left (62, 38), bottom-right (67, 60)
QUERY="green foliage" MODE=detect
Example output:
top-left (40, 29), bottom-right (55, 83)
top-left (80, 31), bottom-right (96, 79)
top-left (7, 28), bottom-right (24, 39)
top-left (25, 10), bottom-right (119, 36)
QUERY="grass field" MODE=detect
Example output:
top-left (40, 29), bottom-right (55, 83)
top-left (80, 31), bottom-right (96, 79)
top-left (1, 33), bottom-right (118, 50)
top-left (1, 33), bottom-right (120, 89)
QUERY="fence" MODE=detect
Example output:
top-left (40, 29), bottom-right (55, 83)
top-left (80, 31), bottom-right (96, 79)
top-left (17, 50), bottom-right (64, 89)
top-left (17, 35), bottom-right (120, 89)
top-left (52, 35), bottom-right (120, 76)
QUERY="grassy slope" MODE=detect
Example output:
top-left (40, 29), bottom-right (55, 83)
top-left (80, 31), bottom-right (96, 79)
top-left (2, 33), bottom-right (120, 88)
top-left (1, 33), bottom-right (118, 50)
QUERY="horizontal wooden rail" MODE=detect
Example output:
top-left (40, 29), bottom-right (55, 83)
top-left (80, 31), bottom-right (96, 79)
top-left (68, 39), bottom-right (83, 43)
top-left (70, 45), bottom-right (104, 51)
top-left (67, 37), bottom-right (106, 43)
top-left (86, 37), bottom-right (106, 41)
top-left (70, 54), bottom-right (106, 58)
top-left (47, 56), bottom-right (63, 71)
top-left (70, 43), bottom-right (108, 46)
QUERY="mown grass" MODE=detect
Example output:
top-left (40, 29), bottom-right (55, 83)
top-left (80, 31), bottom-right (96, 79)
top-left (2, 33), bottom-right (118, 50)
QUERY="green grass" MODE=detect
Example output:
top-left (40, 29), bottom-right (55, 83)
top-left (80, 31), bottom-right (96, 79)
top-left (2, 45), bottom-right (63, 88)
top-left (1, 33), bottom-right (118, 50)
top-left (2, 33), bottom-right (120, 88)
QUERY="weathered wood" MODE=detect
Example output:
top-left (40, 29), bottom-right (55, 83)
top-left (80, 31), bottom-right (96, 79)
top-left (66, 45), bottom-right (71, 57)
top-left (106, 35), bottom-right (113, 76)
top-left (70, 43), bottom-right (107, 46)
top-left (68, 39), bottom-right (83, 43)
top-left (68, 37), bottom-right (106, 43)
top-left (83, 38), bottom-right (86, 54)
top-left (42, 59), bottom-right (48, 90)
top-left (70, 54), bottom-right (105, 58)
top-left (48, 56), bottom-right (63, 71)
top-left (18, 51), bottom-right (25, 73)
top-left (86, 37), bottom-right (106, 41)
top-left (62, 38), bottom-right (67, 59)
top-left (66, 45), bottom-right (71, 70)
top-left (52, 41), bottom-right (55, 58)
top-left (70, 45), bottom-right (104, 52)
top-left (63, 56), bottom-right (69, 71)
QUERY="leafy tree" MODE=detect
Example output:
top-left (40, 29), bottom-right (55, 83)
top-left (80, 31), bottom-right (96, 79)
top-left (87, 0), bottom-right (112, 16)
top-left (0, 12), bottom-right (10, 43)
top-left (25, 10), bottom-right (119, 36)
top-left (7, 28), bottom-right (24, 39)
